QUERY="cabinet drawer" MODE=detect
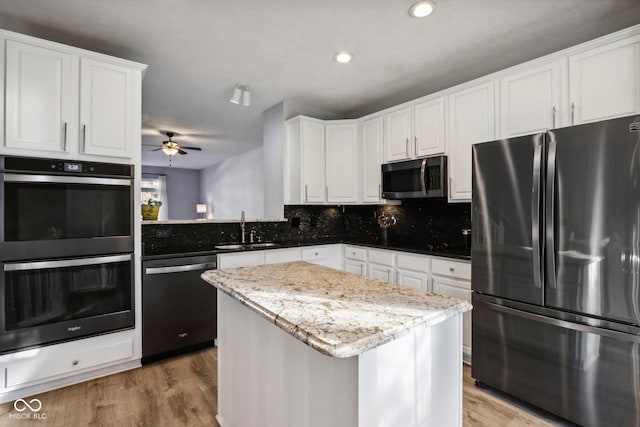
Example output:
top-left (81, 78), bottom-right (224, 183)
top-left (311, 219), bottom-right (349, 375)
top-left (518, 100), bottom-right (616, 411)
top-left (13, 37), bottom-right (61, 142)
top-left (344, 245), bottom-right (367, 261)
top-left (264, 248), bottom-right (302, 264)
top-left (302, 247), bottom-right (328, 261)
top-left (432, 258), bottom-right (471, 281)
top-left (397, 253), bottom-right (430, 272)
top-left (218, 252), bottom-right (265, 269)
top-left (6, 339), bottom-right (133, 388)
top-left (368, 249), bottom-right (395, 266)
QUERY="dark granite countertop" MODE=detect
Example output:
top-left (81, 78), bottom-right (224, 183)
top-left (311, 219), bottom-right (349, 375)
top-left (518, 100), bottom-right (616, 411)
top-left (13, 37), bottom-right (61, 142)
top-left (142, 237), bottom-right (470, 261)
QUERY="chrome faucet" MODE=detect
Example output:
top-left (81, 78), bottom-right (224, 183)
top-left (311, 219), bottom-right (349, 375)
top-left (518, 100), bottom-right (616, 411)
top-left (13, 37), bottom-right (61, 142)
top-left (240, 210), bottom-right (246, 244)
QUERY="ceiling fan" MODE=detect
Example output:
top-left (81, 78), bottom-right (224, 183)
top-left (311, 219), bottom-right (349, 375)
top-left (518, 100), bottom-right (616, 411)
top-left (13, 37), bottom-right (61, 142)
top-left (152, 132), bottom-right (202, 156)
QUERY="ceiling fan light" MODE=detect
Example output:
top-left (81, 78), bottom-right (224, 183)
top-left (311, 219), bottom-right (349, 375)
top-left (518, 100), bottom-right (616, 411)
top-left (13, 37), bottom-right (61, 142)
top-left (242, 88), bottom-right (251, 107)
top-left (230, 85), bottom-right (242, 104)
top-left (162, 145), bottom-right (179, 156)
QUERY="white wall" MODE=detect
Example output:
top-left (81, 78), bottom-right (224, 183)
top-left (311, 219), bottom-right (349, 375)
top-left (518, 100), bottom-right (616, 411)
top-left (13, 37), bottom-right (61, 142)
top-left (263, 102), bottom-right (285, 218)
top-left (200, 147), bottom-right (265, 219)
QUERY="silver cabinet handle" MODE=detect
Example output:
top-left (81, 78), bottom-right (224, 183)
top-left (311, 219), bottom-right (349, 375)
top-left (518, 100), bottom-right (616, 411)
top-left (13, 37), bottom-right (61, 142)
top-left (72, 360), bottom-right (79, 366)
top-left (62, 122), bottom-right (68, 151)
top-left (378, 183), bottom-right (382, 199)
top-left (551, 106), bottom-right (556, 129)
top-left (405, 138), bottom-right (410, 157)
top-left (4, 173), bottom-right (131, 186)
top-left (414, 136), bottom-right (418, 155)
top-left (81, 124), bottom-right (86, 152)
top-left (304, 184), bottom-right (308, 202)
top-left (570, 102), bottom-right (575, 125)
top-left (178, 333), bottom-right (188, 338)
top-left (325, 185), bottom-right (329, 201)
top-left (145, 262), bottom-right (217, 275)
top-left (449, 267), bottom-right (455, 272)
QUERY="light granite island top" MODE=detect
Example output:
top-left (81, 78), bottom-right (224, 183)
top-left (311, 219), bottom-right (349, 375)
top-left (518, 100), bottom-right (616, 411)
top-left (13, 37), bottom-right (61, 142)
top-left (201, 260), bottom-right (472, 358)
top-left (203, 261), bottom-right (472, 427)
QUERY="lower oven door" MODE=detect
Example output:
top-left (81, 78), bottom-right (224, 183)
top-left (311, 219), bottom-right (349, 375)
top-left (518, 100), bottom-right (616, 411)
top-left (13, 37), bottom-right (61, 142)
top-left (1, 254), bottom-right (134, 354)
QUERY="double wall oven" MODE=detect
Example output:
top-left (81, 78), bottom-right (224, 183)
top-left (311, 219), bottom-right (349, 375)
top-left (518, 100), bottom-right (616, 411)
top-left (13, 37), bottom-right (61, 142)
top-left (1, 156), bottom-right (135, 354)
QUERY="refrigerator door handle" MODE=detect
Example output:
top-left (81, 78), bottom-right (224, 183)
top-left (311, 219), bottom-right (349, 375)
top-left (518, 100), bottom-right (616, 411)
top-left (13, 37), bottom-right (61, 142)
top-left (479, 300), bottom-right (640, 343)
top-left (545, 136), bottom-right (558, 289)
top-left (531, 139), bottom-right (543, 288)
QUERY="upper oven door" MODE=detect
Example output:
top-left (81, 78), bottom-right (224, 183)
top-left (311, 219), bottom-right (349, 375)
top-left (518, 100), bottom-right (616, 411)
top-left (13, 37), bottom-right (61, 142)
top-left (1, 173), bottom-right (133, 261)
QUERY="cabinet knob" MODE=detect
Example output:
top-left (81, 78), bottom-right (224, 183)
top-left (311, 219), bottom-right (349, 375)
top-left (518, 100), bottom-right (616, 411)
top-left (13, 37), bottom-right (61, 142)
top-left (449, 267), bottom-right (455, 272)
top-left (314, 252), bottom-right (319, 256)
top-left (352, 251), bottom-right (356, 255)
top-left (72, 360), bottom-right (79, 366)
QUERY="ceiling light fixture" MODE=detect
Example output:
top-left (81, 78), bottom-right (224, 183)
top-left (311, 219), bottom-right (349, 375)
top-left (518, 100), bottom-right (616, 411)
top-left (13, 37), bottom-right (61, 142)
top-left (334, 52), bottom-right (353, 64)
top-left (409, 1), bottom-right (436, 18)
top-left (161, 144), bottom-right (179, 156)
top-left (230, 84), bottom-right (251, 107)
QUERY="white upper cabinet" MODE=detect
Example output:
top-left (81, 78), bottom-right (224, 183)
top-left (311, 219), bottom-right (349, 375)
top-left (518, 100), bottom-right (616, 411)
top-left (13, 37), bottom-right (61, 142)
top-left (569, 35), bottom-right (640, 125)
top-left (80, 58), bottom-right (133, 158)
top-left (361, 116), bottom-right (384, 203)
top-left (383, 98), bottom-right (446, 162)
top-left (301, 118), bottom-right (326, 203)
top-left (2, 31), bottom-right (146, 162)
top-left (325, 122), bottom-right (358, 203)
top-left (499, 60), bottom-right (565, 137)
top-left (5, 40), bottom-right (74, 154)
top-left (447, 81), bottom-right (495, 202)
top-left (413, 97), bottom-right (446, 157)
top-left (384, 107), bottom-right (412, 162)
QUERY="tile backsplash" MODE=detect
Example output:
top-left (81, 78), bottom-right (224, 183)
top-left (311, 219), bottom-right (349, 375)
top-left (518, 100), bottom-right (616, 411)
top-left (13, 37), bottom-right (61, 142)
top-left (143, 199), bottom-right (471, 256)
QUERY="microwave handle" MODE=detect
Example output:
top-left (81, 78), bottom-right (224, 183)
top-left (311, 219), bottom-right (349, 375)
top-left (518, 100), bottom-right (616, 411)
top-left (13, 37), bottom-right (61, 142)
top-left (420, 158), bottom-right (428, 196)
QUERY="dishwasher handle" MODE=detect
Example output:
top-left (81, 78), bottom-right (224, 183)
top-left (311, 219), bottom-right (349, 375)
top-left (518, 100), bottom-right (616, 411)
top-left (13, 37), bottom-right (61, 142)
top-left (145, 262), bottom-right (217, 275)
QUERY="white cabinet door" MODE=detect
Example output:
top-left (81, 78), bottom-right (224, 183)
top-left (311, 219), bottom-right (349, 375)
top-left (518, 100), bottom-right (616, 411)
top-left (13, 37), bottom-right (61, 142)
top-left (362, 116), bottom-right (384, 202)
top-left (218, 252), bottom-right (265, 269)
top-left (5, 40), bottom-right (74, 153)
top-left (396, 269), bottom-right (429, 291)
top-left (500, 60), bottom-right (564, 137)
top-left (432, 276), bottom-right (472, 363)
top-left (345, 259), bottom-right (366, 276)
top-left (325, 122), bottom-right (357, 203)
top-left (447, 81), bottom-right (495, 202)
top-left (80, 58), bottom-right (133, 158)
top-left (414, 97), bottom-right (446, 157)
top-left (384, 107), bottom-right (412, 162)
top-left (300, 119), bottom-right (326, 203)
top-left (368, 263), bottom-right (395, 283)
top-left (569, 35), bottom-right (640, 125)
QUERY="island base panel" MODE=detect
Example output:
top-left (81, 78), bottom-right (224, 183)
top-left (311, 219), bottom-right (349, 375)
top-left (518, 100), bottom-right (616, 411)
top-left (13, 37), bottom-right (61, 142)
top-left (216, 291), bottom-right (463, 427)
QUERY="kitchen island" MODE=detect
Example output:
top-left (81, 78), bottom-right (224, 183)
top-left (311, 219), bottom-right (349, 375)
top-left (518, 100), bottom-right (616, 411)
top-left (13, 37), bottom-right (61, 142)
top-left (202, 261), bottom-right (472, 427)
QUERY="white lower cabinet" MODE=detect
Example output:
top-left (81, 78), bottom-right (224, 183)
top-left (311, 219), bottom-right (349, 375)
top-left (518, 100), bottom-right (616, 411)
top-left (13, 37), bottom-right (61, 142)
top-left (396, 269), bottom-right (429, 291)
top-left (345, 259), bottom-right (366, 276)
top-left (396, 253), bottom-right (431, 291)
top-left (431, 258), bottom-right (472, 364)
top-left (218, 244), bottom-right (343, 271)
top-left (368, 263), bottom-right (395, 283)
top-left (367, 249), bottom-right (396, 283)
top-left (217, 251), bottom-right (265, 269)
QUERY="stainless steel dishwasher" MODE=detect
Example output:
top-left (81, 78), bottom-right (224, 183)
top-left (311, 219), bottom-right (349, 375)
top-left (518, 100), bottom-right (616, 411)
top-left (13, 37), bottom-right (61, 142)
top-left (142, 254), bottom-right (217, 363)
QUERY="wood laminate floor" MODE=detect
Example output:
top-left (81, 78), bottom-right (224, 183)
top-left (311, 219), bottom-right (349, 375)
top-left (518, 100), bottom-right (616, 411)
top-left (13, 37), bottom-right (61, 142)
top-left (0, 347), bottom-right (562, 426)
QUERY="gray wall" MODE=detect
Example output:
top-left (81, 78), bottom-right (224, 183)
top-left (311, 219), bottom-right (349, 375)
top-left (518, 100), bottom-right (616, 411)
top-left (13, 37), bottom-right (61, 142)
top-left (263, 102), bottom-right (285, 218)
top-left (142, 166), bottom-right (202, 220)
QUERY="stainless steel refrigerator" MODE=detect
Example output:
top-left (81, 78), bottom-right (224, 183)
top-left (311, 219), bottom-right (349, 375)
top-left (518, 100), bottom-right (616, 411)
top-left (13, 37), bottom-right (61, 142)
top-left (471, 114), bottom-right (640, 427)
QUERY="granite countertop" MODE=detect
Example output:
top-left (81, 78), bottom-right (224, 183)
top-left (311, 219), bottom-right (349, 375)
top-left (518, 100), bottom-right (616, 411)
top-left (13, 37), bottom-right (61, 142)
top-left (201, 261), bottom-right (472, 358)
top-left (143, 237), bottom-right (471, 260)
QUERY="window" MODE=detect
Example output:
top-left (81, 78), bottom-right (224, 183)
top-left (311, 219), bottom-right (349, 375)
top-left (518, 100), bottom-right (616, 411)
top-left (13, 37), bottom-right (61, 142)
top-left (141, 174), bottom-right (168, 220)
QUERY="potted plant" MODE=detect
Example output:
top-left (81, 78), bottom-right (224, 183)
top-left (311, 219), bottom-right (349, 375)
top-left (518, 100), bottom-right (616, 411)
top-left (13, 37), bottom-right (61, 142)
top-left (141, 199), bottom-right (163, 220)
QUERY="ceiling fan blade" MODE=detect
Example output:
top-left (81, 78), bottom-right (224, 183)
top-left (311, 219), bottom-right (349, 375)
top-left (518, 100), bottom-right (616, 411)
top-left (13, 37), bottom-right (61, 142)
top-left (177, 149), bottom-right (188, 155)
top-left (179, 146), bottom-right (202, 151)
top-left (150, 148), bottom-right (163, 151)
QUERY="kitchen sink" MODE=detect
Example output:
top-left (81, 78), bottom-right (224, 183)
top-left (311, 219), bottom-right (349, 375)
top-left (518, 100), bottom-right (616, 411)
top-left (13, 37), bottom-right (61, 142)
top-left (214, 242), bottom-right (279, 250)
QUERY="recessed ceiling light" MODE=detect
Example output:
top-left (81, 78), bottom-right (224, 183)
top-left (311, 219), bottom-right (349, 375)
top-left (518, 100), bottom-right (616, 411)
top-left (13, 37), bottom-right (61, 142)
top-left (409, 1), bottom-right (436, 18)
top-left (334, 52), bottom-right (353, 64)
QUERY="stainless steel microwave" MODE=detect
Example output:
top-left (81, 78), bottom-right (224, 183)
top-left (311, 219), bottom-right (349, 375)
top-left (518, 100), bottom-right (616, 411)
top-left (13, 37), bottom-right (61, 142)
top-left (381, 156), bottom-right (447, 199)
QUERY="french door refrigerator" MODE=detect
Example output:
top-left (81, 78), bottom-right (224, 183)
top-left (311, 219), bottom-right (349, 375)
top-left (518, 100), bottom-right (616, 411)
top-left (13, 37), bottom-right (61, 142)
top-left (471, 114), bottom-right (640, 427)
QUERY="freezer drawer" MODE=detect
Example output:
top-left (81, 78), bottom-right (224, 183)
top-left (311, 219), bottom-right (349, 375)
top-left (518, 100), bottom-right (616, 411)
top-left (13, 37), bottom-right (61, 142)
top-left (472, 293), bottom-right (640, 427)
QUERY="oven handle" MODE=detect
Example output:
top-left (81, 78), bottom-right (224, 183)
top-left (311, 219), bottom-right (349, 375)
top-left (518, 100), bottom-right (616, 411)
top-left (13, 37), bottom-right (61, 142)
top-left (3, 174), bottom-right (131, 186)
top-left (4, 254), bottom-right (132, 271)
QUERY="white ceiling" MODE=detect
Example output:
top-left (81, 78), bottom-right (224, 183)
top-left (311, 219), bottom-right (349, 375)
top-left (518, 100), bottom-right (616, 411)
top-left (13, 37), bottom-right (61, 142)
top-left (1, 0), bottom-right (639, 170)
